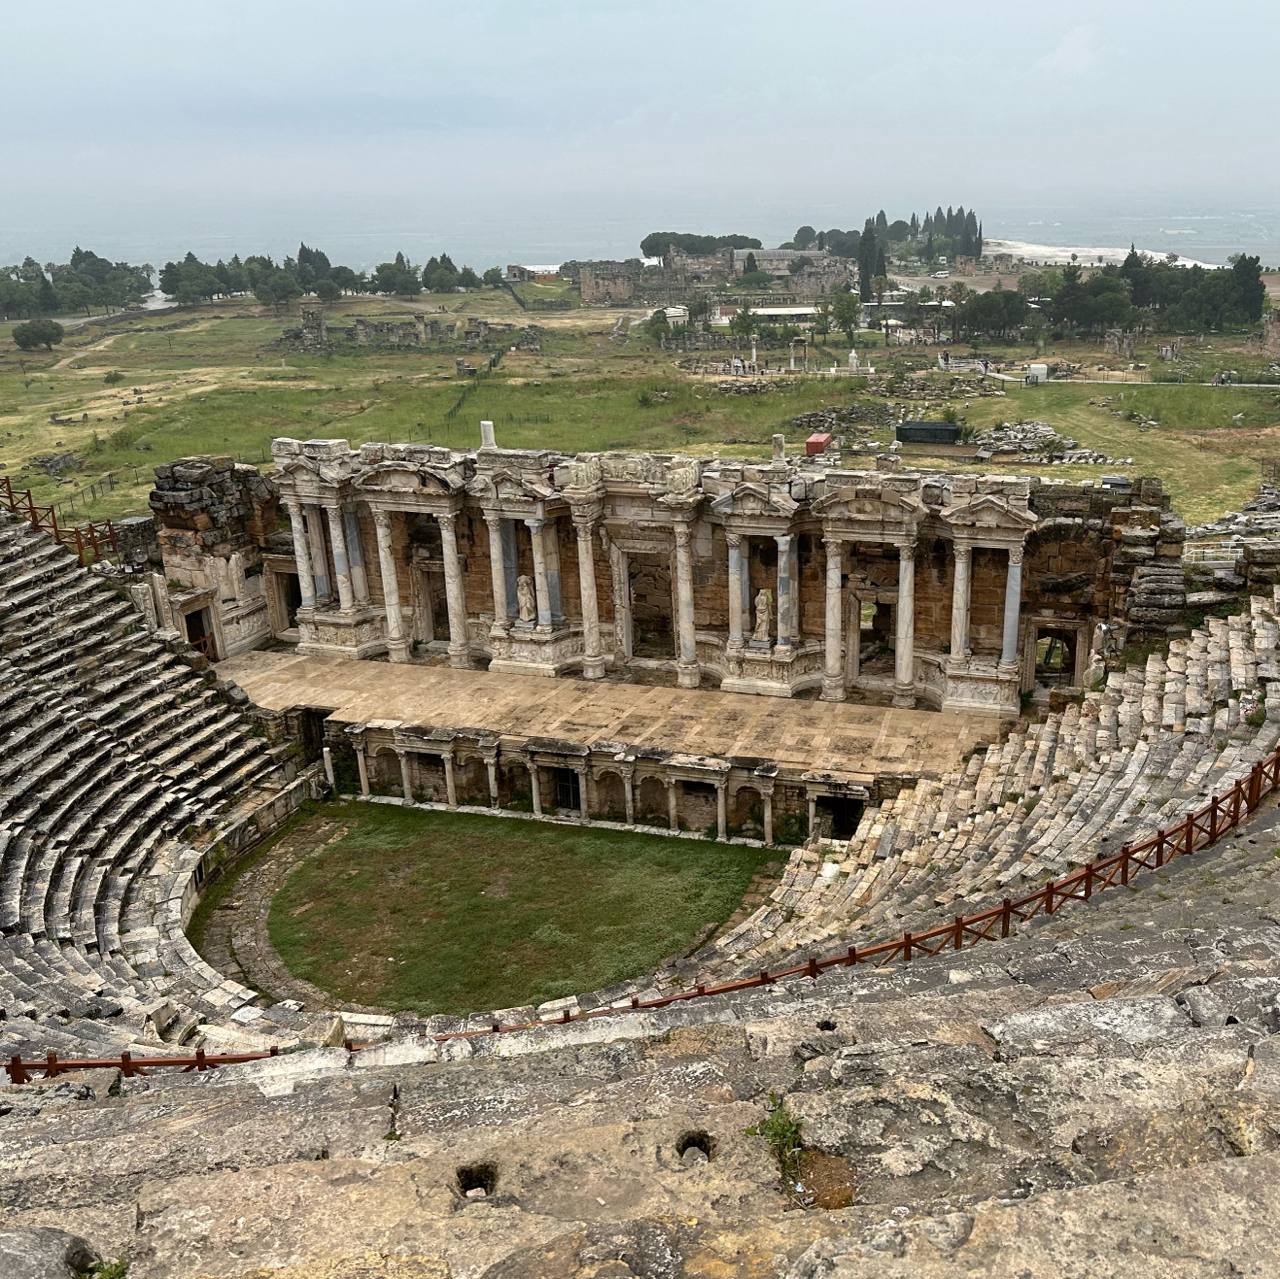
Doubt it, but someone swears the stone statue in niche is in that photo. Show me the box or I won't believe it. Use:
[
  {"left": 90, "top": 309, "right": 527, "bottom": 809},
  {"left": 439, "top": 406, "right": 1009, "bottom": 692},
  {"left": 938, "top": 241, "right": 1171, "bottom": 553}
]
[
  {"left": 752, "top": 588, "right": 773, "bottom": 644},
  {"left": 516, "top": 574, "right": 537, "bottom": 624}
]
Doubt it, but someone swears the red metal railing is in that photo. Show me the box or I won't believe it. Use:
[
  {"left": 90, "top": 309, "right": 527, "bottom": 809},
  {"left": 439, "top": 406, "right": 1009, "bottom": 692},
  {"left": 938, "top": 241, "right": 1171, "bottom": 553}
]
[
  {"left": 8, "top": 740, "right": 1280, "bottom": 1085},
  {"left": 0, "top": 476, "right": 119, "bottom": 565}
]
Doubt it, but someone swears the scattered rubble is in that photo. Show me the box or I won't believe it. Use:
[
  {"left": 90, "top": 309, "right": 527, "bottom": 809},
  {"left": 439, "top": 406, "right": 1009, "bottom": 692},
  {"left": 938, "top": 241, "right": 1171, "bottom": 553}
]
[{"left": 973, "top": 421, "right": 1131, "bottom": 466}]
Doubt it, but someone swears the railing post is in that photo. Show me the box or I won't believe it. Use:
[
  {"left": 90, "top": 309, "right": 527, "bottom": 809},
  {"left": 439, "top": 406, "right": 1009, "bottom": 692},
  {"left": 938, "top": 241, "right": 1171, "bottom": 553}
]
[
  {"left": 120, "top": 1051, "right": 133, "bottom": 1078},
  {"left": 845, "top": 944, "right": 858, "bottom": 966},
  {"left": 953, "top": 915, "right": 964, "bottom": 949},
  {"left": 7, "top": 1055, "right": 27, "bottom": 1085},
  {"left": 1207, "top": 796, "right": 1220, "bottom": 843},
  {"left": 1083, "top": 862, "right": 1094, "bottom": 900},
  {"left": 45, "top": 1051, "right": 58, "bottom": 1078},
  {"left": 1247, "top": 762, "right": 1264, "bottom": 812},
  {"left": 1000, "top": 898, "right": 1012, "bottom": 938},
  {"left": 806, "top": 955, "right": 819, "bottom": 980},
  {"left": 1182, "top": 815, "right": 1194, "bottom": 857},
  {"left": 902, "top": 931, "right": 913, "bottom": 962},
  {"left": 195, "top": 1048, "right": 208, "bottom": 1071},
  {"left": 1045, "top": 881, "right": 1056, "bottom": 915},
  {"left": 1120, "top": 844, "right": 1132, "bottom": 887}
]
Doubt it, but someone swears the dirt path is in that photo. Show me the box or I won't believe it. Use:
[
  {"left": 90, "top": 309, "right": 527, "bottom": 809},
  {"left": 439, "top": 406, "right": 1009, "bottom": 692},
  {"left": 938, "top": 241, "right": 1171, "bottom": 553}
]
[{"left": 52, "top": 332, "right": 120, "bottom": 370}]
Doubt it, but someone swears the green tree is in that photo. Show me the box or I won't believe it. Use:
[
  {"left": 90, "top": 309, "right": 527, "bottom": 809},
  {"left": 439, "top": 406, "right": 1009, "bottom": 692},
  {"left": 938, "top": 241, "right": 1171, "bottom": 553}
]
[
  {"left": 482, "top": 267, "right": 504, "bottom": 286},
  {"left": 313, "top": 278, "right": 341, "bottom": 303},
  {"left": 12, "top": 318, "right": 64, "bottom": 350},
  {"left": 831, "top": 293, "right": 861, "bottom": 341},
  {"left": 792, "top": 225, "right": 817, "bottom": 250},
  {"left": 729, "top": 302, "right": 756, "bottom": 344},
  {"left": 744, "top": 251, "right": 758, "bottom": 274},
  {"left": 646, "top": 308, "right": 670, "bottom": 343}
]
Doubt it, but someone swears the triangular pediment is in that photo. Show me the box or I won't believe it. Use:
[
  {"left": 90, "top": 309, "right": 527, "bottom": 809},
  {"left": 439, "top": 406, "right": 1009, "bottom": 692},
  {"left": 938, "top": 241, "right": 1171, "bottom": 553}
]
[
  {"left": 943, "top": 494, "right": 1037, "bottom": 530},
  {"left": 813, "top": 486, "right": 925, "bottom": 524},
  {"left": 710, "top": 482, "right": 799, "bottom": 519},
  {"left": 352, "top": 462, "right": 460, "bottom": 495}
]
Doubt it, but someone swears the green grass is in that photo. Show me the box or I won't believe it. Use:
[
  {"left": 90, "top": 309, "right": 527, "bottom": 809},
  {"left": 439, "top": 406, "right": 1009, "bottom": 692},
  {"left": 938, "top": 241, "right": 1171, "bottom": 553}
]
[{"left": 264, "top": 801, "right": 775, "bottom": 1015}]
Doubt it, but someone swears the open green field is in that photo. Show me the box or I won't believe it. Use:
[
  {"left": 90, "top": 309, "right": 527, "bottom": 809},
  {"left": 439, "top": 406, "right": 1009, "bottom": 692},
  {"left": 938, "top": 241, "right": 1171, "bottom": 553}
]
[
  {"left": 259, "top": 801, "right": 775, "bottom": 1015},
  {"left": 3, "top": 292, "right": 1278, "bottom": 527}
]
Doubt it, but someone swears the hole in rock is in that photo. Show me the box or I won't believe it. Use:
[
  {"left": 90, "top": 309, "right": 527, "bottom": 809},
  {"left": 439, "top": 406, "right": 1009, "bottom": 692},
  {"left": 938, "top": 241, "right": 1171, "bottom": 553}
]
[
  {"left": 676, "top": 1130, "right": 715, "bottom": 1162},
  {"left": 816, "top": 1019, "right": 837, "bottom": 1032},
  {"left": 457, "top": 1162, "right": 498, "bottom": 1198}
]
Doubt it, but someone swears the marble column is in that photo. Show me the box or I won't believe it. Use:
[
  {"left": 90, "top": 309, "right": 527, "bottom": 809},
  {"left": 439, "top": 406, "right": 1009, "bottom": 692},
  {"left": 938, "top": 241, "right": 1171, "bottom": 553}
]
[
  {"left": 620, "top": 764, "right": 635, "bottom": 825},
  {"left": 483, "top": 514, "right": 510, "bottom": 636},
  {"left": 542, "top": 518, "right": 564, "bottom": 625},
  {"left": 324, "top": 502, "right": 356, "bottom": 613},
  {"left": 437, "top": 511, "right": 469, "bottom": 667},
  {"left": 284, "top": 499, "right": 316, "bottom": 610},
  {"left": 666, "top": 777, "right": 679, "bottom": 830},
  {"left": 774, "top": 533, "right": 793, "bottom": 650},
  {"left": 822, "top": 536, "right": 845, "bottom": 701},
  {"left": 807, "top": 793, "right": 818, "bottom": 838},
  {"left": 950, "top": 542, "right": 972, "bottom": 659},
  {"left": 574, "top": 513, "right": 605, "bottom": 679},
  {"left": 527, "top": 761, "right": 542, "bottom": 816},
  {"left": 893, "top": 540, "right": 916, "bottom": 708},
  {"left": 761, "top": 786, "right": 775, "bottom": 846},
  {"left": 344, "top": 506, "right": 370, "bottom": 605},
  {"left": 673, "top": 522, "right": 699, "bottom": 688},
  {"left": 398, "top": 750, "right": 413, "bottom": 803},
  {"left": 715, "top": 781, "right": 728, "bottom": 842},
  {"left": 576, "top": 767, "right": 590, "bottom": 819},
  {"left": 373, "top": 510, "right": 409, "bottom": 663},
  {"left": 606, "top": 532, "right": 632, "bottom": 660},
  {"left": 304, "top": 505, "right": 331, "bottom": 603},
  {"left": 355, "top": 743, "right": 370, "bottom": 796},
  {"left": 443, "top": 752, "right": 457, "bottom": 807},
  {"left": 526, "top": 517, "right": 553, "bottom": 630},
  {"left": 1001, "top": 544, "right": 1025, "bottom": 667},
  {"left": 483, "top": 750, "right": 500, "bottom": 808},
  {"left": 726, "top": 533, "right": 745, "bottom": 653}
]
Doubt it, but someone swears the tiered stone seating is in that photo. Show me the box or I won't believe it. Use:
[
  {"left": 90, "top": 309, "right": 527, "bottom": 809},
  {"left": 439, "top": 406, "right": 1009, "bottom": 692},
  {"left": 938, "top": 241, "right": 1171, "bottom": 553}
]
[
  {"left": 0, "top": 514, "right": 302, "bottom": 1060},
  {"left": 3, "top": 813, "right": 1280, "bottom": 1277},
  {"left": 628, "top": 591, "right": 1280, "bottom": 992}
]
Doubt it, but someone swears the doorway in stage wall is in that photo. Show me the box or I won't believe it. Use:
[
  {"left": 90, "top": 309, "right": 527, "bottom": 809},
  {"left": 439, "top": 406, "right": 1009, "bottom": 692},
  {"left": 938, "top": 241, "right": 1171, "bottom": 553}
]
[
  {"left": 184, "top": 607, "right": 218, "bottom": 661},
  {"left": 627, "top": 552, "right": 674, "bottom": 659}
]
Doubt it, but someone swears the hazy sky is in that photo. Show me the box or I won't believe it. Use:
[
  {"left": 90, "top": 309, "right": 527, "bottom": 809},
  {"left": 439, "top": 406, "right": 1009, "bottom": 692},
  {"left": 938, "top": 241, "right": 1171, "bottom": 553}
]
[{"left": 5, "top": 0, "right": 1278, "bottom": 266}]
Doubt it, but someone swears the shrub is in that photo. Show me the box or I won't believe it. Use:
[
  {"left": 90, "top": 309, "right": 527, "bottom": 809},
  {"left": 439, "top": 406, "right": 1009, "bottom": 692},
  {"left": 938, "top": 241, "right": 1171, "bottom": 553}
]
[
  {"left": 745, "top": 1093, "right": 804, "bottom": 1179},
  {"left": 103, "top": 369, "right": 124, "bottom": 385}
]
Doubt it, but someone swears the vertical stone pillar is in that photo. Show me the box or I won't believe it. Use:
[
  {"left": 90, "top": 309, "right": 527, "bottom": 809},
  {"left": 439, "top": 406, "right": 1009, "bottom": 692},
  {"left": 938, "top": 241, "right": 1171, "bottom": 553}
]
[
  {"left": 789, "top": 535, "right": 801, "bottom": 641},
  {"left": 437, "top": 511, "right": 470, "bottom": 667},
  {"left": 716, "top": 780, "right": 728, "bottom": 842},
  {"left": 483, "top": 750, "right": 500, "bottom": 809},
  {"left": 526, "top": 517, "right": 553, "bottom": 630},
  {"left": 666, "top": 777, "right": 679, "bottom": 831},
  {"left": 284, "top": 499, "right": 316, "bottom": 610},
  {"left": 344, "top": 506, "right": 370, "bottom": 605},
  {"left": 950, "top": 542, "right": 972, "bottom": 659},
  {"left": 775, "top": 533, "right": 793, "bottom": 650},
  {"left": 483, "top": 514, "right": 510, "bottom": 636},
  {"left": 893, "top": 539, "right": 916, "bottom": 708},
  {"left": 822, "top": 536, "right": 844, "bottom": 701},
  {"left": 373, "top": 510, "right": 409, "bottom": 663},
  {"left": 761, "top": 784, "right": 774, "bottom": 846},
  {"left": 576, "top": 767, "right": 590, "bottom": 819},
  {"left": 726, "top": 532, "right": 745, "bottom": 653},
  {"left": 673, "top": 522, "right": 699, "bottom": 688},
  {"left": 324, "top": 502, "right": 356, "bottom": 613},
  {"left": 574, "top": 512, "right": 605, "bottom": 679},
  {"left": 398, "top": 750, "right": 413, "bottom": 804},
  {"left": 542, "top": 518, "right": 565, "bottom": 625},
  {"left": 607, "top": 532, "right": 632, "bottom": 661},
  {"left": 807, "top": 792, "right": 818, "bottom": 839},
  {"left": 305, "top": 506, "right": 331, "bottom": 603},
  {"left": 443, "top": 752, "right": 457, "bottom": 807},
  {"left": 1001, "top": 544, "right": 1025, "bottom": 667},
  {"left": 355, "top": 742, "right": 370, "bottom": 796},
  {"left": 527, "top": 760, "right": 542, "bottom": 816},
  {"left": 620, "top": 763, "right": 635, "bottom": 825}
]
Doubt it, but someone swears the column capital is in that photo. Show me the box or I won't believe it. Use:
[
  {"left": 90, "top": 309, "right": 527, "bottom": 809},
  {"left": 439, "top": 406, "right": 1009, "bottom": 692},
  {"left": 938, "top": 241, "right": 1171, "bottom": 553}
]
[
  {"left": 321, "top": 498, "right": 342, "bottom": 514},
  {"left": 437, "top": 509, "right": 457, "bottom": 530},
  {"left": 283, "top": 495, "right": 304, "bottom": 514},
  {"left": 482, "top": 510, "right": 504, "bottom": 529},
  {"left": 775, "top": 531, "right": 793, "bottom": 548},
  {"left": 571, "top": 501, "right": 603, "bottom": 530},
  {"left": 1008, "top": 543, "right": 1025, "bottom": 567},
  {"left": 524, "top": 515, "right": 545, "bottom": 532},
  {"left": 373, "top": 507, "right": 393, "bottom": 532},
  {"left": 616, "top": 760, "right": 636, "bottom": 780},
  {"left": 725, "top": 531, "right": 743, "bottom": 549},
  {"left": 953, "top": 540, "right": 972, "bottom": 564},
  {"left": 673, "top": 521, "right": 692, "bottom": 548},
  {"left": 897, "top": 538, "right": 917, "bottom": 558},
  {"left": 823, "top": 534, "right": 843, "bottom": 556}
]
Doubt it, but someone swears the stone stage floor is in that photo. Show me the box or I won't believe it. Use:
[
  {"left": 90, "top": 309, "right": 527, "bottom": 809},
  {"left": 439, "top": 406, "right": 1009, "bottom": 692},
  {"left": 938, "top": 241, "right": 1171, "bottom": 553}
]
[{"left": 217, "top": 650, "right": 1003, "bottom": 785}]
